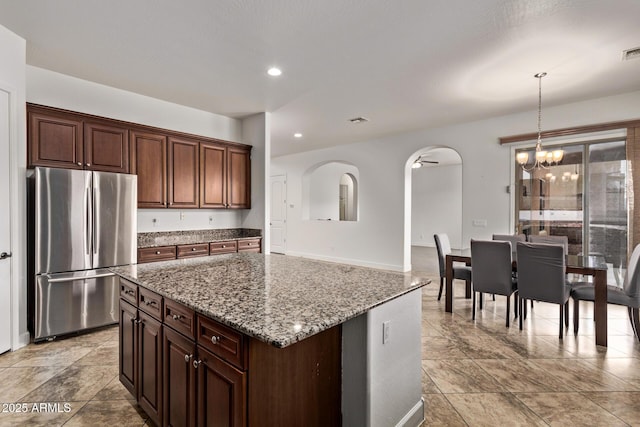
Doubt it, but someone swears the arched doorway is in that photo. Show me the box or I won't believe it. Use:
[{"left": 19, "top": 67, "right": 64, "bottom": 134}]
[{"left": 405, "top": 147, "right": 463, "bottom": 273}]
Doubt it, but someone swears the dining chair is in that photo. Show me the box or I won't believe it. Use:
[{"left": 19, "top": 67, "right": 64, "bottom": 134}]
[
  {"left": 571, "top": 244, "right": 640, "bottom": 340},
  {"left": 516, "top": 242, "right": 572, "bottom": 339},
  {"left": 471, "top": 240, "right": 517, "bottom": 327},
  {"left": 434, "top": 233, "right": 471, "bottom": 301},
  {"left": 528, "top": 234, "right": 569, "bottom": 255},
  {"left": 492, "top": 234, "right": 526, "bottom": 252}
]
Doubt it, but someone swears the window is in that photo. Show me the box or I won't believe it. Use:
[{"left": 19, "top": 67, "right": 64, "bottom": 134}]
[{"left": 515, "top": 139, "right": 627, "bottom": 284}]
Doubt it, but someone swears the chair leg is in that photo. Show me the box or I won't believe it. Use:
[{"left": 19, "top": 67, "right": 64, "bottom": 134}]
[
  {"left": 559, "top": 304, "right": 564, "bottom": 339},
  {"left": 523, "top": 299, "right": 528, "bottom": 319},
  {"left": 438, "top": 277, "right": 444, "bottom": 301},
  {"left": 514, "top": 292, "right": 518, "bottom": 319},
  {"left": 465, "top": 280, "right": 472, "bottom": 299},
  {"left": 519, "top": 297, "right": 524, "bottom": 330},
  {"left": 564, "top": 301, "right": 569, "bottom": 327},
  {"left": 506, "top": 296, "right": 510, "bottom": 328},
  {"left": 472, "top": 291, "right": 476, "bottom": 321},
  {"left": 479, "top": 293, "right": 484, "bottom": 310},
  {"left": 574, "top": 299, "right": 580, "bottom": 335}
]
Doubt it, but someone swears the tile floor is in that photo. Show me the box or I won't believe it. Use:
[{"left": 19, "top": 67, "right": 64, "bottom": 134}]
[{"left": 0, "top": 247, "right": 639, "bottom": 426}]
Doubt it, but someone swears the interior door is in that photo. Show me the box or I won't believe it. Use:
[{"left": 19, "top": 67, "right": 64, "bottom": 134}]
[
  {"left": 270, "top": 175, "right": 286, "bottom": 254},
  {"left": 0, "top": 89, "right": 12, "bottom": 353}
]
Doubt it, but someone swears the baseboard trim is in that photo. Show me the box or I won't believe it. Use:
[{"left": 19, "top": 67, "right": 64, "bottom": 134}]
[{"left": 396, "top": 398, "right": 425, "bottom": 427}]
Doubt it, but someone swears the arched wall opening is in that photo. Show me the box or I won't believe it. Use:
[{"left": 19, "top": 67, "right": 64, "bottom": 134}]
[
  {"left": 404, "top": 147, "right": 463, "bottom": 271},
  {"left": 302, "top": 161, "right": 360, "bottom": 222}
]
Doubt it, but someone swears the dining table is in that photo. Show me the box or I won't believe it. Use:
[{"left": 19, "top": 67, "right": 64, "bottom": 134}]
[{"left": 445, "top": 250, "right": 609, "bottom": 346}]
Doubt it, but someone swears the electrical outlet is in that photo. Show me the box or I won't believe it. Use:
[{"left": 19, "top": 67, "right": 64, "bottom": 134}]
[
  {"left": 180, "top": 211, "right": 185, "bottom": 220},
  {"left": 382, "top": 321, "right": 391, "bottom": 344}
]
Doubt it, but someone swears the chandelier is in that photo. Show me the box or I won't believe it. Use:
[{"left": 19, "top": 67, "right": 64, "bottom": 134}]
[{"left": 516, "top": 72, "right": 564, "bottom": 171}]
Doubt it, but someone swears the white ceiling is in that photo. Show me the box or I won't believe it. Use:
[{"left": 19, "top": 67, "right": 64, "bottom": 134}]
[{"left": 1, "top": 0, "right": 640, "bottom": 158}]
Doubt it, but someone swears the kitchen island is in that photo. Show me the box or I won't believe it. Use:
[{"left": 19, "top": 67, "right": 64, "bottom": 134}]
[{"left": 112, "top": 253, "right": 428, "bottom": 427}]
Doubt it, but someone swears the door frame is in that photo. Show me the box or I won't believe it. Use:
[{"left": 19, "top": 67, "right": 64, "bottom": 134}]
[{"left": 269, "top": 174, "right": 287, "bottom": 254}]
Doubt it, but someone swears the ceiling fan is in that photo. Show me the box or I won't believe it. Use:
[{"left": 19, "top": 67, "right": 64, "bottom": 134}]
[{"left": 411, "top": 156, "right": 439, "bottom": 169}]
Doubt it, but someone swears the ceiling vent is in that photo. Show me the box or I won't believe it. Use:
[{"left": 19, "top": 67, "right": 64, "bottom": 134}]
[
  {"left": 348, "top": 117, "right": 369, "bottom": 124},
  {"left": 622, "top": 46, "right": 640, "bottom": 61}
]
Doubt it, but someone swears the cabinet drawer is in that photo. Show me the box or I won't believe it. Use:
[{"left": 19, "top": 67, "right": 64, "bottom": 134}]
[
  {"left": 138, "top": 246, "right": 177, "bottom": 263},
  {"left": 237, "top": 239, "right": 261, "bottom": 253},
  {"left": 139, "top": 287, "right": 163, "bottom": 320},
  {"left": 209, "top": 240, "right": 237, "bottom": 255},
  {"left": 165, "top": 299, "right": 196, "bottom": 340},
  {"left": 176, "top": 243, "right": 209, "bottom": 259},
  {"left": 120, "top": 279, "right": 137, "bottom": 305},
  {"left": 197, "top": 316, "right": 246, "bottom": 370}
]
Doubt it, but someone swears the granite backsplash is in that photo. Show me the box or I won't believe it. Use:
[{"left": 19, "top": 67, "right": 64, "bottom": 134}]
[{"left": 138, "top": 228, "right": 262, "bottom": 248}]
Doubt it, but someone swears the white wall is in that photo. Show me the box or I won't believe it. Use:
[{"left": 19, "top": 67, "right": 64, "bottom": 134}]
[
  {"left": 273, "top": 90, "right": 640, "bottom": 272},
  {"left": 0, "top": 24, "right": 28, "bottom": 348},
  {"left": 240, "top": 113, "right": 269, "bottom": 250},
  {"left": 411, "top": 164, "right": 462, "bottom": 249},
  {"left": 26, "top": 66, "right": 250, "bottom": 232}
]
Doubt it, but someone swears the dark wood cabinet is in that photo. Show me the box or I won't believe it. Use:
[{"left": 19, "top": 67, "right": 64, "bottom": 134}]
[
  {"left": 138, "top": 246, "right": 177, "bottom": 264},
  {"left": 28, "top": 105, "right": 129, "bottom": 172},
  {"left": 227, "top": 147, "right": 251, "bottom": 209},
  {"left": 169, "top": 137, "right": 200, "bottom": 208},
  {"left": 119, "top": 281, "right": 164, "bottom": 426},
  {"left": 237, "top": 239, "right": 261, "bottom": 253},
  {"left": 28, "top": 108, "right": 84, "bottom": 169},
  {"left": 197, "top": 346, "right": 247, "bottom": 427},
  {"left": 131, "top": 130, "right": 168, "bottom": 208},
  {"left": 164, "top": 327, "right": 197, "bottom": 427},
  {"left": 83, "top": 121, "right": 129, "bottom": 173},
  {"left": 177, "top": 243, "right": 209, "bottom": 259}
]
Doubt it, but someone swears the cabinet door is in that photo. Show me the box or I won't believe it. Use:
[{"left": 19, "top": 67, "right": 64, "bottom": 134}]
[
  {"left": 28, "top": 108, "right": 84, "bottom": 169},
  {"left": 168, "top": 137, "right": 199, "bottom": 208},
  {"left": 138, "top": 311, "right": 163, "bottom": 426},
  {"left": 119, "top": 299, "right": 137, "bottom": 397},
  {"left": 200, "top": 142, "right": 227, "bottom": 208},
  {"left": 164, "top": 327, "right": 197, "bottom": 427},
  {"left": 197, "top": 346, "right": 246, "bottom": 427},
  {"left": 131, "top": 131, "right": 168, "bottom": 208},
  {"left": 227, "top": 147, "right": 251, "bottom": 209},
  {"left": 84, "top": 121, "right": 130, "bottom": 173}
]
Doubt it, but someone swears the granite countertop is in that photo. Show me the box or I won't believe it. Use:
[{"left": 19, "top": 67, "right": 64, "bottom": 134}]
[
  {"left": 138, "top": 228, "right": 262, "bottom": 248},
  {"left": 111, "top": 254, "right": 429, "bottom": 348}
]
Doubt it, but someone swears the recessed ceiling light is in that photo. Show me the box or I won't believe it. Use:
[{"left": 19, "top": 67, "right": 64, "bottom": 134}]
[
  {"left": 267, "top": 67, "right": 282, "bottom": 76},
  {"left": 293, "top": 133, "right": 303, "bottom": 138}
]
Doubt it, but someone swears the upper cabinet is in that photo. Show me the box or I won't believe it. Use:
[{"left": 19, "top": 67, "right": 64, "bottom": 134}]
[
  {"left": 200, "top": 143, "right": 251, "bottom": 209},
  {"left": 28, "top": 105, "right": 129, "bottom": 173},
  {"left": 130, "top": 130, "right": 167, "bottom": 208},
  {"left": 168, "top": 137, "right": 200, "bottom": 208},
  {"left": 27, "top": 103, "right": 252, "bottom": 209}
]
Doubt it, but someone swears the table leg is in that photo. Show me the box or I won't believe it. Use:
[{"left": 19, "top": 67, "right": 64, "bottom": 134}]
[
  {"left": 594, "top": 269, "right": 608, "bottom": 347},
  {"left": 445, "top": 256, "right": 453, "bottom": 313}
]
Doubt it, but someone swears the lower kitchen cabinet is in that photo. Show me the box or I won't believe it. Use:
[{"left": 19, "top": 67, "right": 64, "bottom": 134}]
[
  {"left": 119, "top": 298, "right": 163, "bottom": 426},
  {"left": 163, "top": 324, "right": 246, "bottom": 427}
]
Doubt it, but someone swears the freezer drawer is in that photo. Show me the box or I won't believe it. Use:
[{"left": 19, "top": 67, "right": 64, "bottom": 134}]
[{"left": 33, "top": 269, "right": 119, "bottom": 341}]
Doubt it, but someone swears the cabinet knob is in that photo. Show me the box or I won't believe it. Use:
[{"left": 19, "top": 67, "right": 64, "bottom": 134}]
[
  {"left": 134, "top": 319, "right": 141, "bottom": 324},
  {"left": 145, "top": 300, "right": 156, "bottom": 306},
  {"left": 211, "top": 335, "right": 221, "bottom": 345},
  {"left": 184, "top": 354, "right": 192, "bottom": 363},
  {"left": 86, "top": 163, "right": 91, "bottom": 167},
  {"left": 156, "top": 251, "right": 161, "bottom": 255},
  {"left": 222, "top": 245, "right": 226, "bottom": 248},
  {"left": 193, "top": 359, "right": 202, "bottom": 369},
  {"left": 172, "top": 314, "right": 182, "bottom": 321},
  {"left": 191, "top": 247, "right": 196, "bottom": 251},
  {"left": 77, "top": 162, "right": 82, "bottom": 166}
]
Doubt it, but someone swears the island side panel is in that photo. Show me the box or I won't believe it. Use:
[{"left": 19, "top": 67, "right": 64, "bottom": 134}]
[{"left": 247, "top": 325, "right": 341, "bottom": 427}]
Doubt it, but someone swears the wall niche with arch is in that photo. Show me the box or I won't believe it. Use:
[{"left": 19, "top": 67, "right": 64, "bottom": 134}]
[{"left": 302, "top": 161, "right": 359, "bottom": 222}]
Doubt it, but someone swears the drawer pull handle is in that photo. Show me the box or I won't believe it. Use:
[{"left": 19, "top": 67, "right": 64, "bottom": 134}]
[
  {"left": 193, "top": 359, "right": 202, "bottom": 369},
  {"left": 134, "top": 319, "right": 141, "bottom": 325},
  {"left": 172, "top": 314, "right": 183, "bottom": 321},
  {"left": 222, "top": 245, "right": 226, "bottom": 248},
  {"left": 191, "top": 247, "right": 196, "bottom": 251},
  {"left": 156, "top": 251, "right": 161, "bottom": 255},
  {"left": 184, "top": 354, "right": 193, "bottom": 363},
  {"left": 211, "top": 335, "right": 221, "bottom": 345},
  {"left": 145, "top": 300, "right": 157, "bottom": 306},
  {"left": 124, "top": 289, "right": 135, "bottom": 296}
]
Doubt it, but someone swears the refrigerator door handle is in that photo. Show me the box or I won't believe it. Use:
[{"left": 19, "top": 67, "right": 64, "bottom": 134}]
[
  {"left": 86, "top": 185, "right": 92, "bottom": 257},
  {"left": 45, "top": 272, "right": 116, "bottom": 283},
  {"left": 92, "top": 178, "right": 98, "bottom": 256}
]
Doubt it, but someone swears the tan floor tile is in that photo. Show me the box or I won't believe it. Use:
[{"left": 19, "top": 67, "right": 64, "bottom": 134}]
[
  {"left": 0, "top": 366, "right": 67, "bottom": 402},
  {"left": 11, "top": 345, "right": 94, "bottom": 368},
  {"left": 20, "top": 365, "right": 118, "bottom": 403},
  {"left": 446, "top": 392, "right": 547, "bottom": 427},
  {"left": 422, "top": 359, "right": 505, "bottom": 394},
  {"left": 516, "top": 392, "right": 628, "bottom": 426},
  {"left": 421, "top": 368, "right": 440, "bottom": 394},
  {"left": 422, "top": 336, "right": 467, "bottom": 360},
  {"left": 423, "top": 394, "right": 466, "bottom": 426},
  {"left": 75, "top": 341, "right": 119, "bottom": 366},
  {"left": 495, "top": 334, "right": 574, "bottom": 359},
  {"left": 530, "top": 358, "right": 639, "bottom": 392},
  {"left": 451, "top": 333, "right": 521, "bottom": 359},
  {"left": 93, "top": 376, "right": 136, "bottom": 401},
  {"left": 0, "top": 401, "right": 86, "bottom": 427},
  {"left": 476, "top": 358, "right": 576, "bottom": 393},
  {"left": 63, "top": 400, "right": 148, "bottom": 427},
  {"left": 583, "top": 391, "right": 640, "bottom": 425}
]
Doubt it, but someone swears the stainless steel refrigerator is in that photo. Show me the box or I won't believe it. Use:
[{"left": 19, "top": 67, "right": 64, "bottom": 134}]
[{"left": 28, "top": 167, "right": 137, "bottom": 341}]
